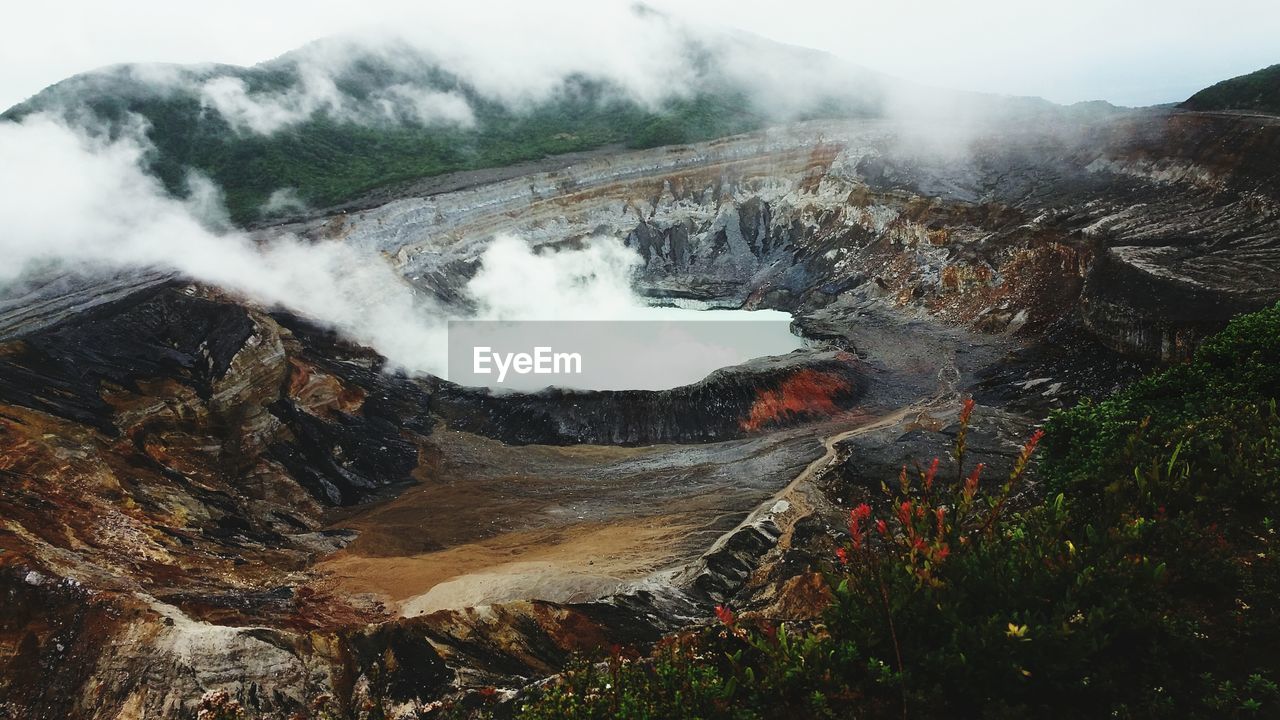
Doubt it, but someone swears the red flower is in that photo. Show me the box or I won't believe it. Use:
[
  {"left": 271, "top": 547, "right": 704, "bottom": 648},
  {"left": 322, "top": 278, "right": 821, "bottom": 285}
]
[
  {"left": 898, "top": 500, "right": 913, "bottom": 527},
  {"left": 935, "top": 506, "right": 947, "bottom": 535},
  {"left": 1010, "top": 429, "right": 1045, "bottom": 481},
  {"left": 924, "top": 457, "right": 940, "bottom": 490},
  {"left": 850, "top": 503, "right": 873, "bottom": 549},
  {"left": 964, "top": 463, "right": 985, "bottom": 500},
  {"left": 876, "top": 519, "right": 888, "bottom": 536},
  {"left": 714, "top": 604, "right": 736, "bottom": 626},
  {"left": 836, "top": 547, "right": 850, "bottom": 566},
  {"left": 959, "top": 397, "right": 976, "bottom": 426},
  {"left": 935, "top": 543, "right": 951, "bottom": 561},
  {"left": 1023, "top": 429, "right": 1045, "bottom": 458}
]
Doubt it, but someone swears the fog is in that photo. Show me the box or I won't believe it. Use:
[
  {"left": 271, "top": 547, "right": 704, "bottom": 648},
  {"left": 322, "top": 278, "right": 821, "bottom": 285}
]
[
  {"left": 0, "top": 3, "right": 1052, "bottom": 379},
  {"left": 197, "top": 51, "right": 478, "bottom": 134},
  {"left": 9, "top": 6, "right": 923, "bottom": 140},
  {"left": 0, "top": 114, "right": 449, "bottom": 372},
  {"left": 5, "top": 1, "right": 1278, "bottom": 111}
]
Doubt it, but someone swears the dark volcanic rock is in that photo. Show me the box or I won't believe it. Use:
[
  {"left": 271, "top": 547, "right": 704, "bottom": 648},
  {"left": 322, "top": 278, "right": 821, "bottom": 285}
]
[
  {"left": 0, "top": 286, "right": 254, "bottom": 433},
  {"left": 1080, "top": 243, "right": 1279, "bottom": 360}
]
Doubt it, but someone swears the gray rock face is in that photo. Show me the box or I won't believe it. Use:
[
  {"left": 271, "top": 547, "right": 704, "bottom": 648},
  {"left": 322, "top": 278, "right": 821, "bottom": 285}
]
[{"left": 277, "top": 112, "right": 1279, "bottom": 360}]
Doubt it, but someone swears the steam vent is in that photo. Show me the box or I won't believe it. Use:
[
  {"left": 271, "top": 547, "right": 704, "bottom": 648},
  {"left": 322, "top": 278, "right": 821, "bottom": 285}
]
[{"left": 2, "top": 5, "right": 1280, "bottom": 718}]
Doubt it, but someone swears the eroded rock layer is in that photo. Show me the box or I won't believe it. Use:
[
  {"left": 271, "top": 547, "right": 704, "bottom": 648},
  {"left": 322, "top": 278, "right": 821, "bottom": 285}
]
[{"left": 296, "top": 111, "right": 1278, "bottom": 360}]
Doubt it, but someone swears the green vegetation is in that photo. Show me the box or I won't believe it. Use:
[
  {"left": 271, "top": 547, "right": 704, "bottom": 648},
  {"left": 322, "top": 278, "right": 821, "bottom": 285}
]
[
  {"left": 1183, "top": 64, "right": 1280, "bottom": 115},
  {"left": 1, "top": 54, "right": 855, "bottom": 225},
  {"left": 128, "top": 91, "right": 680, "bottom": 224},
  {"left": 3, "top": 31, "right": 903, "bottom": 226},
  {"left": 494, "top": 302, "right": 1280, "bottom": 719},
  {"left": 6, "top": 83, "right": 765, "bottom": 225}
]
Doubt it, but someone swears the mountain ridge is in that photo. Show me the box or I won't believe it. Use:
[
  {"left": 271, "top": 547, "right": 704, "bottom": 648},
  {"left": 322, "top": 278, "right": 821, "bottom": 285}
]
[
  {"left": 1182, "top": 63, "right": 1280, "bottom": 115},
  {"left": 2, "top": 29, "right": 1130, "bottom": 226}
]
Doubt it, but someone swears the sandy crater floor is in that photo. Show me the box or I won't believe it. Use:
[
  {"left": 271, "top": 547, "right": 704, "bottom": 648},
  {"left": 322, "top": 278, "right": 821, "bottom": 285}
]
[{"left": 315, "top": 424, "right": 838, "bottom": 615}]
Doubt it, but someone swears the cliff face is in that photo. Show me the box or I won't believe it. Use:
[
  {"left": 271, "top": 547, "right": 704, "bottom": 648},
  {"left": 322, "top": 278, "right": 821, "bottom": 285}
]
[
  {"left": 1073, "top": 112, "right": 1280, "bottom": 358},
  {"left": 294, "top": 111, "right": 1279, "bottom": 361},
  {"left": 2, "top": 108, "right": 1279, "bottom": 718}
]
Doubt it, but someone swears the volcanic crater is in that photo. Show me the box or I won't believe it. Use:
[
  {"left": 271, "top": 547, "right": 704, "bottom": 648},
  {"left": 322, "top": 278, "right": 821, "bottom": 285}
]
[{"left": 2, "top": 109, "right": 1280, "bottom": 718}]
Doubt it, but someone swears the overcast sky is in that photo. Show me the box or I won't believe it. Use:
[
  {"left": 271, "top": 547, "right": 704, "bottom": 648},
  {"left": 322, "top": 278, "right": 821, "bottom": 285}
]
[{"left": 3, "top": 0, "right": 1278, "bottom": 111}]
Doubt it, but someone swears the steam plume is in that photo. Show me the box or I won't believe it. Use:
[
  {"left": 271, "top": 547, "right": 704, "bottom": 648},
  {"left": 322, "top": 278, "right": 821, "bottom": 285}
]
[{"left": 0, "top": 113, "right": 698, "bottom": 378}]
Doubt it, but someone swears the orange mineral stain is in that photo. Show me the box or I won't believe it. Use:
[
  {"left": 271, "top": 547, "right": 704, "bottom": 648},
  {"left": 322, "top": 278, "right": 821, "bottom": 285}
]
[{"left": 741, "top": 369, "right": 852, "bottom": 432}]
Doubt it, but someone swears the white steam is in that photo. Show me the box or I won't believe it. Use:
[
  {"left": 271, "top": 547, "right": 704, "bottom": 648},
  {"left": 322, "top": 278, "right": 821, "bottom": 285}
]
[
  {"left": 259, "top": 187, "right": 310, "bottom": 217},
  {"left": 0, "top": 113, "right": 722, "bottom": 380},
  {"left": 467, "top": 236, "right": 647, "bottom": 321},
  {"left": 0, "top": 113, "right": 451, "bottom": 372}
]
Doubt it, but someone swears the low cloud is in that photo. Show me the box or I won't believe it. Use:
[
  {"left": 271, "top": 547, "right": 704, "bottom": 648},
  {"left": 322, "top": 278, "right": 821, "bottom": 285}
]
[
  {"left": 13, "top": 3, "right": 1056, "bottom": 149},
  {"left": 198, "top": 66, "right": 475, "bottom": 135},
  {"left": 375, "top": 83, "right": 475, "bottom": 127},
  {"left": 184, "top": 9, "right": 699, "bottom": 135},
  {"left": 199, "top": 72, "right": 340, "bottom": 135}
]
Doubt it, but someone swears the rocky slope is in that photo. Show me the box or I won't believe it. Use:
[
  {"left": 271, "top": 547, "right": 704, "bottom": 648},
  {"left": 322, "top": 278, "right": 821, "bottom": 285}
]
[
  {"left": 2, "top": 104, "right": 1279, "bottom": 718},
  {"left": 0, "top": 285, "right": 867, "bottom": 718},
  {"left": 291, "top": 109, "right": 1280, "bottom": 361}
]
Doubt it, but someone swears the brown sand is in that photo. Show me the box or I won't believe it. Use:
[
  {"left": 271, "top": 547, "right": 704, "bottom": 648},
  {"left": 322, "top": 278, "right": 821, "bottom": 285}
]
[
  {"left": 312, "top": 425, "right": 832, "bottom": 616},
  {"left": 320, "top": 515, "right": 695, "bottom": 615}
]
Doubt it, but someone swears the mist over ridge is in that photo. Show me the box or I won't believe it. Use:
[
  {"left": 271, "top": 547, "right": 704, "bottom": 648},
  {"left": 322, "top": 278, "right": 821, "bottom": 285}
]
[
  {"left": 2, "top": 4, "right": 1127, "bottom": 227},
  {"left": 0, "top": 4, "right": 1110, "bottom": 377}
]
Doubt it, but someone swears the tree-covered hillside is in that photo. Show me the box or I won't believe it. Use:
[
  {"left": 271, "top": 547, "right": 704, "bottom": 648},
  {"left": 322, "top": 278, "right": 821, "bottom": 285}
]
[
  {"left": 0, "top": 39, "right": 879, "bottom": 225},
  {"left": 1182, "top": 64, "right": 1280, "bottom": 115}
]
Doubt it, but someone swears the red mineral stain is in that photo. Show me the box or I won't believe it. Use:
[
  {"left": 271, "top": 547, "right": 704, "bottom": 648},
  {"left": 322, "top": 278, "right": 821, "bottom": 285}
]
[
  {"left": 741, "top": 369, "right": 852, "bottom": 432},
  {"left": 287, "top": 358, "right": 367, "bottom": 418}
]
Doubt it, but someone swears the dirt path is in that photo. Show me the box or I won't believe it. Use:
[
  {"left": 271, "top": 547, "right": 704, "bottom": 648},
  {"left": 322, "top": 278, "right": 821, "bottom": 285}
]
[{"left": 747, "top": 353, "right": 963, "bottom": 551}]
